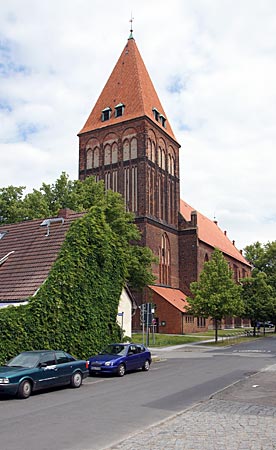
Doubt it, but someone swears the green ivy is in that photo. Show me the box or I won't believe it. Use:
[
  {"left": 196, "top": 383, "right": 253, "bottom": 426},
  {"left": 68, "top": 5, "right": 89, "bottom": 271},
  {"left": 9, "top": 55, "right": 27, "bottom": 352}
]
[{"left": 0, "top": 207, "right": 126, "bottom": 363}]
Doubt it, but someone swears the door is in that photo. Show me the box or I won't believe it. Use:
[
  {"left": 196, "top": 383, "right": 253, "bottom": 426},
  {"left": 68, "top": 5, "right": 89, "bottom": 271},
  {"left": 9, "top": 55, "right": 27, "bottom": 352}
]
[{"left": 37, "top": 352, "right": 58, "bottom": 389}]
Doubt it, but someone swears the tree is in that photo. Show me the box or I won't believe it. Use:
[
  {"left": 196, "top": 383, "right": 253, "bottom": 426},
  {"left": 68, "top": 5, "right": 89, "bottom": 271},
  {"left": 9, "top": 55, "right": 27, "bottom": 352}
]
[
  {"left": 187, "top": 248, "right": 244, "bottom": 342},
  {"left": 240, "top": 272, "right": 275, "bottom": 335},
  {"left": 0, "top": 185, "right": 26, "bottom": 223},
  {"left": 0, "top": 173, "right": 156, "bottom": 290},
  {"left": 244, "top": 241, "right": 276, "bottom": 329}
]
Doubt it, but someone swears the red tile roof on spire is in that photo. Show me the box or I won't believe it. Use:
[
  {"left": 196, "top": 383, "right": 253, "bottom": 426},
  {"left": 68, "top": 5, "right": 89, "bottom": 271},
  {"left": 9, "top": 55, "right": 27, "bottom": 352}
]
[
  {"left": 180, "top": 199, "right": 250, "bottom": 266},
  {"left": 79, "top": 37, "right": 176, "bottom": 140}
]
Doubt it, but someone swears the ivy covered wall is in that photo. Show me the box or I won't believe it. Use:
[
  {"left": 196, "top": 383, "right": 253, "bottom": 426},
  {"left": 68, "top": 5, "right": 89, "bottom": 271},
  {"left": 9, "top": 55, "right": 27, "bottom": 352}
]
[{"left": 0, "top": 206, "right": 126, "bottom": 363}]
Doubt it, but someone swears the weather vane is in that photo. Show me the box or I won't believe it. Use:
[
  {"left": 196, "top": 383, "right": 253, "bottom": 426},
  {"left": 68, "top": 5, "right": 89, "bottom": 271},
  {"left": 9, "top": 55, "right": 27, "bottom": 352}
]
[{"left": 129, "top": 13, "right": 134, "bottom": 35}]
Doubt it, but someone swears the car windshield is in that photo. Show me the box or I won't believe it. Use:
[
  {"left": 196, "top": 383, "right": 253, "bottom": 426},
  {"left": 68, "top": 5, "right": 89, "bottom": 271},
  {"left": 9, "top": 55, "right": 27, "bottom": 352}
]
[
  {"left": 7, "top": 352, "right": 41, "bottom": 368},
  {"left": 100, "top": 345, "right": 127, "bottom": 356}
]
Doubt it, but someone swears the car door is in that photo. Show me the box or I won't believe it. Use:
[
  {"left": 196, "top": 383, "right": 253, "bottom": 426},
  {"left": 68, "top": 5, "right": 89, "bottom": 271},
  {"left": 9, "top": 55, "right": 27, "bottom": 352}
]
[
  {"left": 36, "top": 352, "right": 58, "bottom": 389},
  {"left": 55, "top": 351, "right": 75, "bottom": 385},
  {"left": 126, "top": 345, "right": 140, "bottom": 371}
]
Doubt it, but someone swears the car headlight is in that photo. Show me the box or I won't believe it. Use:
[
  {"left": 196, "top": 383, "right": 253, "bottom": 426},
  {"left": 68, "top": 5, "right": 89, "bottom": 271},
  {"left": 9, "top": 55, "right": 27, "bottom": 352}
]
[
  {"left": 104, "top": 361, "right": 114, "bottom": 366},
  {"left": 0, "top": 378, "right": 10, "bottom": 384}
]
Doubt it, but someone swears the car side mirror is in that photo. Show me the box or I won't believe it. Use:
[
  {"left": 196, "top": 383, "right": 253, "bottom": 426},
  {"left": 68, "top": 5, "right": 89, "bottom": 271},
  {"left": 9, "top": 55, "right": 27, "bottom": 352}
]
[{"left": 39, "top": 362, "right": 47, "bottom": 368}]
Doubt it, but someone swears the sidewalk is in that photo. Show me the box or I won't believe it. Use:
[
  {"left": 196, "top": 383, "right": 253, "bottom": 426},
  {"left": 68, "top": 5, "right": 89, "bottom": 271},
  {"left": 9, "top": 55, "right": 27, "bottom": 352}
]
[{"left": 107, "top": 363, "right": 276, "bottom": 450}]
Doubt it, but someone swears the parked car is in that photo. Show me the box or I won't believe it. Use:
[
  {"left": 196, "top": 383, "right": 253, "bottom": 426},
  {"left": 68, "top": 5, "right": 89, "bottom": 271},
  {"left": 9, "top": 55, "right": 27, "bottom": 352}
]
[
  {"left": 259, "top": 321, "right": 274, "bottom": 328},
  {"left": 0, "top": 350, "right": 89, "bottom": 399},
  {"left": 87, "top": 343, "right": 152, "bottom": 377}
]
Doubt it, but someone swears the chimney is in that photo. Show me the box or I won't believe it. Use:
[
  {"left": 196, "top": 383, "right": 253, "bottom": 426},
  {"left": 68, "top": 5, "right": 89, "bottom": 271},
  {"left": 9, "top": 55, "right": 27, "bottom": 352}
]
[
  {"left": 224, "top": 230, "right": 227, "bottom": 236},
  {"left": 232, "top": 240, "right": 235, "bottom": 246},
  {"left": 191, "top": 211, "right": 197, "bottom": 227},
  {"left": 58, "top": 208, "right": 75, "bottom": 219}
]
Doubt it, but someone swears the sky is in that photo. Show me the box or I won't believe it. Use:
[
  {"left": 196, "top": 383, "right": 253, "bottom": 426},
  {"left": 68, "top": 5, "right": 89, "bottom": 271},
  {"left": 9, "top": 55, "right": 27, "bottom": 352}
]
[{"left": 0, "top": 0, "right": 275, "bottom": 251}]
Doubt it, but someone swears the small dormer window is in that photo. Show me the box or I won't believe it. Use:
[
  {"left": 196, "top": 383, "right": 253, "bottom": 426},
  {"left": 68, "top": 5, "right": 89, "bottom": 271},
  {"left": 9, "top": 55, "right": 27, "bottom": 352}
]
[
  {"left": 102, "top": 107, "right": 112, "bottom": 122},
  {"left": 159, "top": 114, "right": 166, "bottom": 128},
  {"left": 115, "top": 103, "right": 125, "bottom": 118},
  {"left": 152, "top": 107, "right": 159, "bottom": 122}
]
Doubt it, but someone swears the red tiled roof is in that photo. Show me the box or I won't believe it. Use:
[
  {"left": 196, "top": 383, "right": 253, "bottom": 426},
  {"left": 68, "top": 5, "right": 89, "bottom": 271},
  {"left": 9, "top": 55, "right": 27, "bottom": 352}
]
[
  {"left": 149, "top": 285, "right": 189, "bottom": 312},
  {"left": 79, "top": 37, "right": 175, "bottom": 140},
  {"left": 0, "top": 212, "right": 83, "bottom": 302},
  {"left": 180, "top": 199, "right": 250, "bottom": 266}
]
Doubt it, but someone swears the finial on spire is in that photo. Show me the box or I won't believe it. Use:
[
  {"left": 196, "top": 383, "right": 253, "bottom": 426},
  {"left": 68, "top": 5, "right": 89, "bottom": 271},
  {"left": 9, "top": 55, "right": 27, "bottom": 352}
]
[{"left": 129, "top": 13, "right": 134, "bottom": 39}]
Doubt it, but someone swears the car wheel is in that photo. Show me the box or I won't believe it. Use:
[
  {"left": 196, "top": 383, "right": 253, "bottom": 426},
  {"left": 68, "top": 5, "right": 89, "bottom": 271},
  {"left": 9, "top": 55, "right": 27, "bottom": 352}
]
[
  {"left": 117, "top": 363, "right": 126, "bottom": 377},
  {"left": 142, "top": 360, "right": 150, "bottom": 371},
  {"left": 18, "top": 380, "right": 32, "bottom": 399},
  {"left": 71, "top": 371, "right": 83, "bottom": 388}
]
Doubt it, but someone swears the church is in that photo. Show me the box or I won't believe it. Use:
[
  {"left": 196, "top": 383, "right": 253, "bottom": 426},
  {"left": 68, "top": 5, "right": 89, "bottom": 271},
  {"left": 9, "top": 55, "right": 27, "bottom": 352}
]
[{"left": 77, "top": 31, "right": 251, "bottom": 334}]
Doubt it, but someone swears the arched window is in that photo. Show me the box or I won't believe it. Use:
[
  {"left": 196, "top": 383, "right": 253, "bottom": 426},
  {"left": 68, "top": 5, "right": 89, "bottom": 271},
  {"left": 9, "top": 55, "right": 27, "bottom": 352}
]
[
  {"left": 104, "top": 144, "right": 111, "bottom": 165},
  {"left": 204, "top": 254, "right": 209, "bottom": 263},
  {"left": 94, "top": 147, "right": 99, "bottom": 168},
  {"left": 130, "top": 137, "right": 137, "bottom": 159},
  {"left": 123, "top": 140, "right": 130, "bottom": 161},
  {"left": 159, "top": 233, "right": 171, "bottom": 285},
  {"left": 161, "top": 148, "right": 166, "bottom": 170},
  {"left": 147, "top": 139, "right": 152, "bottom": 160},
  {"left": 87, "top": 149, "right": 92, "bottom": 169},
  {"left": 112, "top": 143, "right": 118, "bottom": 164}
]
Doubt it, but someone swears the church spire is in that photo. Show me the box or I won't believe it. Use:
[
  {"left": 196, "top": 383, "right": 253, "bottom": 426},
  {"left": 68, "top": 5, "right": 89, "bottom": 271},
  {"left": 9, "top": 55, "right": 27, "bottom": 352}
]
[{"left": 79, "top": 35, "right": 176, "bottom": 140}]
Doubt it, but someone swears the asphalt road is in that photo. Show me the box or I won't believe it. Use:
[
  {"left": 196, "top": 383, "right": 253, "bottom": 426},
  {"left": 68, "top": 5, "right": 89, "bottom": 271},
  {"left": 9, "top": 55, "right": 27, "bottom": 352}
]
[{"left": 0, "top": 336, "right": 276, "bottom": 450}]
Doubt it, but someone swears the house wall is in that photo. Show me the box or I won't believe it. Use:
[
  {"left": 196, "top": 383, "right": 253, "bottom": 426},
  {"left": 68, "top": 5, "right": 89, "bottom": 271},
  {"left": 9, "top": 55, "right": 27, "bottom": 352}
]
[
  {"left": 117, "top": 288, "right": 132, "bottom": 338},
  {"left": 150, "top": 291, "right": 183, "bottom": 334}
]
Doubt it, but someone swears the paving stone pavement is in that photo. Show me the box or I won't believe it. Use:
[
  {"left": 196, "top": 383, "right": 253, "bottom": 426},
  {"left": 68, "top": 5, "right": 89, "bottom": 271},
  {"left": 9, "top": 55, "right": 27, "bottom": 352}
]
[{"left": 106, "top": 365, "right": 276, "bottom": 450}]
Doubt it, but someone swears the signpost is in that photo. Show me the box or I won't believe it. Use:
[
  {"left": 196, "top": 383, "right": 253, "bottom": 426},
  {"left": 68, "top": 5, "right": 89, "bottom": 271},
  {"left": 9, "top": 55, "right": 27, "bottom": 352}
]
[{"left": 139, "top": 303, "right": 156, "bottom": 346}]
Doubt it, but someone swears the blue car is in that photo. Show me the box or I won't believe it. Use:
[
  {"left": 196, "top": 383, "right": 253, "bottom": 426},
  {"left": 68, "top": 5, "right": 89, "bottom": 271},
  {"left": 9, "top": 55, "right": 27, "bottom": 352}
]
[
  {"left": 0, "top": 350, "right": 89, "bottom": 399},
  {"left": 87, "top": 343, "right": 152, "bottom": 377}
]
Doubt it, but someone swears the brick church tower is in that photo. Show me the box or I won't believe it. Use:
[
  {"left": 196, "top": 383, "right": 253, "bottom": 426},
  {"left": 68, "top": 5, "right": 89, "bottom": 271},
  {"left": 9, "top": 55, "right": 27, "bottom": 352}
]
[
  {"left": 78, "top": 33, "right": 181, "bottom": 289},
  {"left": 78, "top": 31, "right": 251, "bottom": 333}
]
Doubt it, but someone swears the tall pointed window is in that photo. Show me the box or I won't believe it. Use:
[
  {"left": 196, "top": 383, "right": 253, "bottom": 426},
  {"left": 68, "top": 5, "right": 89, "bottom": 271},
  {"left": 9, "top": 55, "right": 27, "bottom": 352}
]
[
  {"left": 159, "top": 233, "right": 171, "bottom": 285},
  {"left": 87, "top": 149, "right": 93, "bottom": 169},
  {"left": 94, "top": 147, "right": 99, "bottom": 168},
  {"left": 104, "top": 144, "right": 111, "bottom": 165},
  {"left": 112, "top": 143, "right": 118, "bottom": 163},
  {"left": 130, "top": 138, "right": 137, "bottom": 159},
  {"left": 123, "top": 140, "right": 130, "bottom": 161}
]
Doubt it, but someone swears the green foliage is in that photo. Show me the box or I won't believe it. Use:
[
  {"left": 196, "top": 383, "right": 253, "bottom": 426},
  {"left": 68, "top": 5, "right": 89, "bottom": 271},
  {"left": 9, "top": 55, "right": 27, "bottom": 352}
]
[
  {"left": 0, "top": 208, "right": 128, "bottom": 363},
  {"left": 240, "top": 272, "right": 275, "bottom": 326},
  {"left": 0, "top": 185, "right": 26, "bottom": 223},
  {"left": 187, "top": 248, "right": 243, "bottom": 341},
  {"left": 243, "top": 241, "right": 276, "bottom": 324},
  {"left": 0, "top": 174, "right": 156, "bottom": 363}
]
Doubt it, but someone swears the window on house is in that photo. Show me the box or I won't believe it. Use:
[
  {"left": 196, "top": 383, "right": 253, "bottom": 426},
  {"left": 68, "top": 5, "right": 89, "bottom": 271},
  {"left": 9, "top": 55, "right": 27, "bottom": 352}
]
[
  {"left": 197, "top": 317, "right": 206, "bottom": 328},
  {"left": 102, "top": 107, "right": 112, "bottom": 122},
  {"left": 185, "top": 315, "right": 194, "bottom": 323},
  {"left": 115, "top": 103, "right": 125, "bottom": 118}
]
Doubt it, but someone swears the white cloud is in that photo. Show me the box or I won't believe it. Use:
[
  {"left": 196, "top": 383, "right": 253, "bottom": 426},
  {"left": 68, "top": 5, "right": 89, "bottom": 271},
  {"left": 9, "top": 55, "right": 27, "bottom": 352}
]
[{"left": 0, "top": 0, "right": 276, "bottom": 249}]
